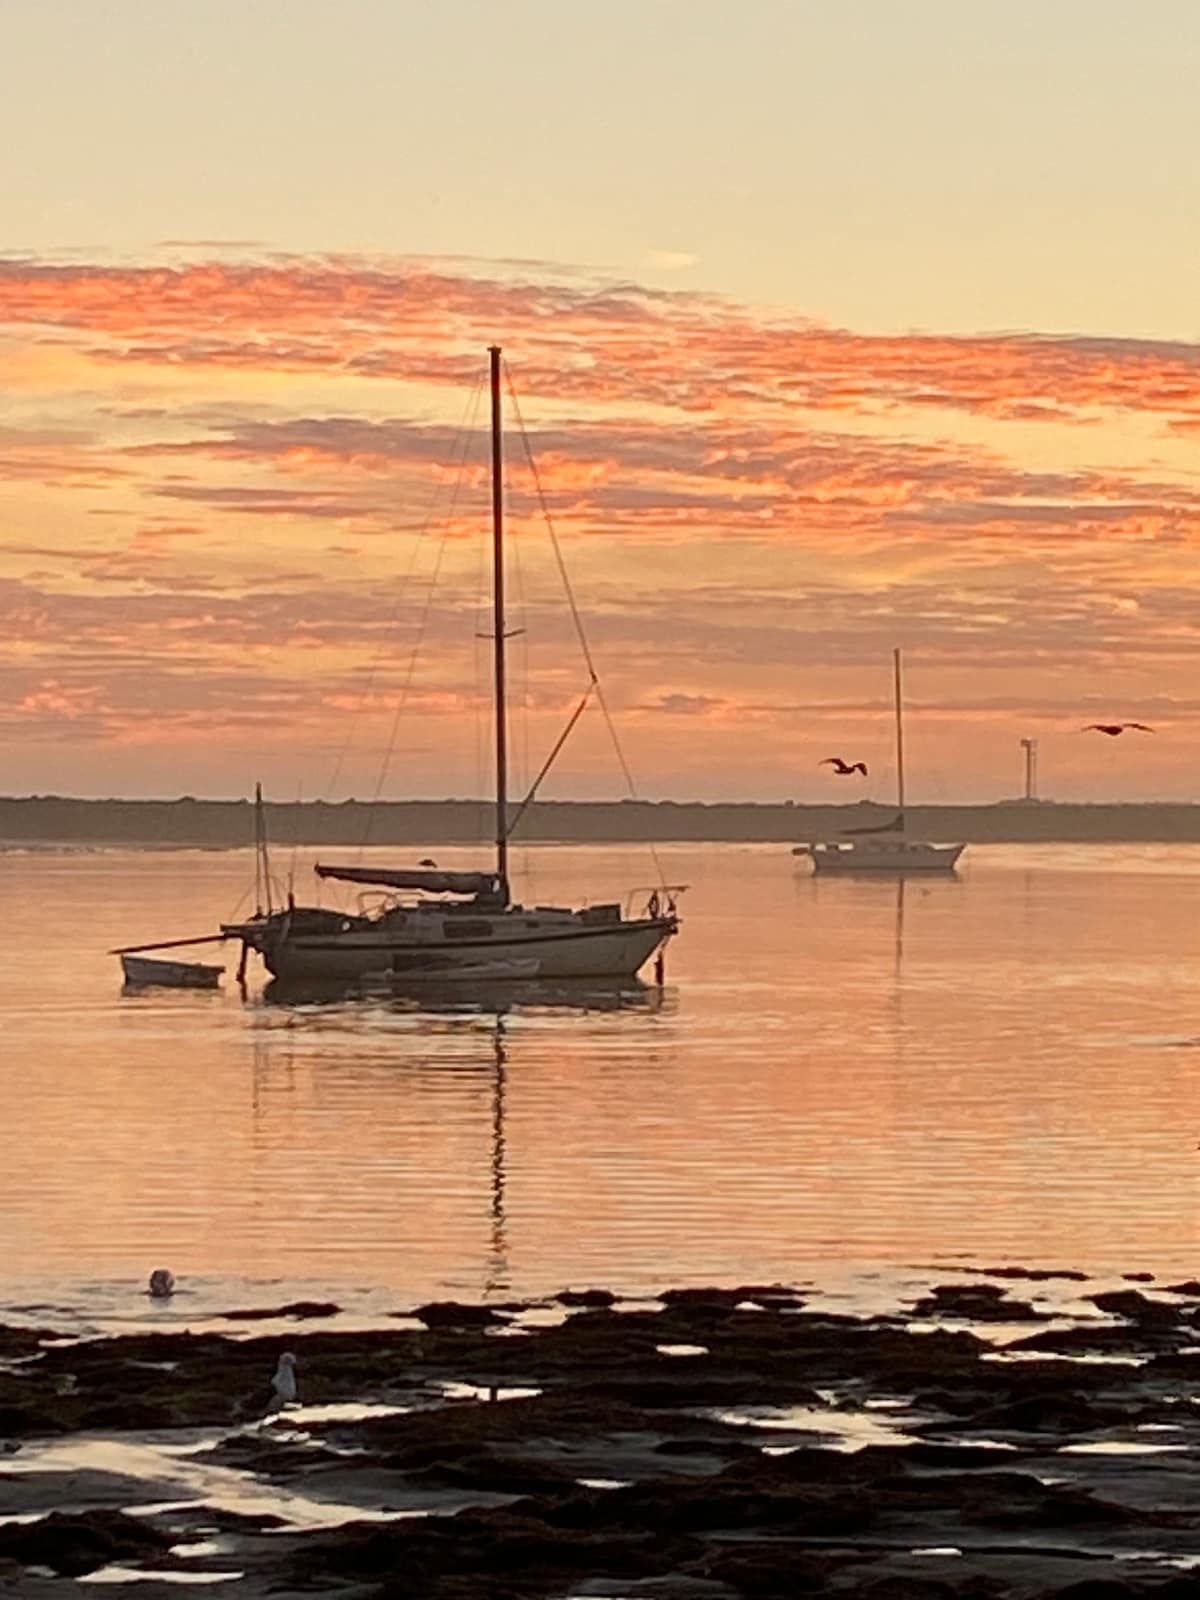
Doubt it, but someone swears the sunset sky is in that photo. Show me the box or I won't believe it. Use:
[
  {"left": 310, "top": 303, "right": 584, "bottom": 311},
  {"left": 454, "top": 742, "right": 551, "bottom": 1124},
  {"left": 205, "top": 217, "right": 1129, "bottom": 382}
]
[{"left": 4, "top": 0, "right": 1200, "bottom": 803}]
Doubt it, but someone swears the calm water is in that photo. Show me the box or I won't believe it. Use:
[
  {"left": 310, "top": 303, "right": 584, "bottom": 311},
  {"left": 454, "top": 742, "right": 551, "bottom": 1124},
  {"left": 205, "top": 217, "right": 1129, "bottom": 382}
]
[{"left": 3, "top": 841, "right": 1200, "bottom": 1325}]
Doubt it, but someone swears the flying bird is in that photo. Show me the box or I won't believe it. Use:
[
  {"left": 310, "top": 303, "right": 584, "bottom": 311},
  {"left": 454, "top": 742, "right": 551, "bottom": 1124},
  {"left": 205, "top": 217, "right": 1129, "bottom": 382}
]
[
  {"left": 147, "top": 1269, "right": 175, "bottom": 1299},
  {"left": 1083, "top": 723, "right": 1154, "bottom": 737},
  {"left": 820, "top": 758, "right": 869, "bottom": 776}
]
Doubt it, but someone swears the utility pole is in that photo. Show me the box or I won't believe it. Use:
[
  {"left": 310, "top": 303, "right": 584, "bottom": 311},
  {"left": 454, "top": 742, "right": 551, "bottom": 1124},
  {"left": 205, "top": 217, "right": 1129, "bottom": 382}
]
[{"left": 1019, "top": 738, "right": 1038, "bottom": 802}]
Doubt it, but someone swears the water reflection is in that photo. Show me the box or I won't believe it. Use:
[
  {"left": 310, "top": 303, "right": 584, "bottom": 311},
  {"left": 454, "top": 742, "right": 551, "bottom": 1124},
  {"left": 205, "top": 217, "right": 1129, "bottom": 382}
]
[
  {"left": 7, "top": 843, "right": 1200, "bottom": 1311},
  {"left": 245, "top": 977, "right": 666, "bottom": 1301},
  {"left": 489, "top": 1020, "right": 508, "bottom": 1294},
  {"left": 259, "top": 975, "right": 663, "bottom": 1015}
]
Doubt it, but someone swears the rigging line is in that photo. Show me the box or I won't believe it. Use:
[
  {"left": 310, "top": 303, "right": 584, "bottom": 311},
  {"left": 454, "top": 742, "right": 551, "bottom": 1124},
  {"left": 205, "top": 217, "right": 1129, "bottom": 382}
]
[
  {"left": 594, "top": 678, "right": 669, "bottom": 890},
  {"left": 506, "top": 435, "right": 533, "bottom": 875},
  {"left": 359, "top": 380, "right": 485, "bottom": 850},
  {"left": 506, "top": 683, "right": 595, "bottom": 842},
  {"left": 504, "top": 364, "right": 667, "bottom": 890},
  {"left": 504, "top": 367, "right": 598, "bottom": 686},
  {"left": 287, "top": 780, "right": 303, "bottom": 900},
  {"left": 471, "top": 459, "right": 490, "bottom": 846},
  {"left": 324, "top": 375, "right": 484, "bottom": 802}
]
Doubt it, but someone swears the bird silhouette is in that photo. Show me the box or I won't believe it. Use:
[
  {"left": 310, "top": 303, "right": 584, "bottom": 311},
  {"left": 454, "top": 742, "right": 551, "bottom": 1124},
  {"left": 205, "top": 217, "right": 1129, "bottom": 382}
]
[
  {"left": 820, "top": 757, "right": 869, "bottom": 776},
  {"left": 1083, "top": 723, "right": 1154, "bottom": 737}
]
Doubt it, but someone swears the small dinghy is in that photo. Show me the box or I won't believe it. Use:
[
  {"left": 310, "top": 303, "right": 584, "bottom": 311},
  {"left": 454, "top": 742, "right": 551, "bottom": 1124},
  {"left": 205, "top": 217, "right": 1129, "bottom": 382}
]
[{"left": 121, "top": 955, "right": 224, "bottom": 989}]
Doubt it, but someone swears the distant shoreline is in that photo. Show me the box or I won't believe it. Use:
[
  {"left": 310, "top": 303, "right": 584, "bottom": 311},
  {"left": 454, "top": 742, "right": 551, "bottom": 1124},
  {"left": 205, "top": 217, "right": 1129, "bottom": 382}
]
[{"left": 5, "top": 795, "right": 1200, "bottom": 847}]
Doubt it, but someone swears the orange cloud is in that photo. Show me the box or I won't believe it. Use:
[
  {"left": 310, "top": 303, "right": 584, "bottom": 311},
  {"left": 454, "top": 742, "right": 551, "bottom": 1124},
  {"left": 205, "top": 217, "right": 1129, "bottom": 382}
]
[
  {"left": 2, "top": 256, "right": 1200, "bottom": 424},
  {"left": 4, "top": 252, "right": 1200, "bottom": 800}
]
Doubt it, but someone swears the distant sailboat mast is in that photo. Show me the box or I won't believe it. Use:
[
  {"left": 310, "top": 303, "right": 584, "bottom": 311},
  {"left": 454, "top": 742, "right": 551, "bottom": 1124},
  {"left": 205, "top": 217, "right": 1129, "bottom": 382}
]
[
  {"left": 253, "top": 781, "right": 273, "bottom": 917},
  {"left": 489, "top": 344, "right": 510, "bottom": 907},
  {"left": 893, "top": 647, "right": 906, "bottom": 824}
]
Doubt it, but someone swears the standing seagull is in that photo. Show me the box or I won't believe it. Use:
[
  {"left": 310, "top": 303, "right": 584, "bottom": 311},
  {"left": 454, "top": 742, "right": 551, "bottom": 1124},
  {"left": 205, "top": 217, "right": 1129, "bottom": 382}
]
[
  {"left": 820, "top": 757, "right": 869, "bottom": 776},
  {"left": 261, "top": 1352, "right": 298, "bottom": 1421},
  {"left": 1083, "top": 723, "right": 1154, "bottom": 736}
]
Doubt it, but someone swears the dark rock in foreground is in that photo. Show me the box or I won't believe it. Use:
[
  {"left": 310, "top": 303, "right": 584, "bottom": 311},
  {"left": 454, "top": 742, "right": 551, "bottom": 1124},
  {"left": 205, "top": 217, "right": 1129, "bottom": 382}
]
[
  {"left": 0, "top": 1510, "right": 172, "bottom": 1577},
  {"left": 0, "top": 1275, "right": 1198, "bottom": 1596}
]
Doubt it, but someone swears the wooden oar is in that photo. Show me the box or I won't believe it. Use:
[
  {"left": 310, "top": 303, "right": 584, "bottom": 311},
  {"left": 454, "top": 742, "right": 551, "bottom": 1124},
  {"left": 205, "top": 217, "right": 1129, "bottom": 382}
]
[{"left": 108, "top": 933, "right": 227, "bottom": 956}]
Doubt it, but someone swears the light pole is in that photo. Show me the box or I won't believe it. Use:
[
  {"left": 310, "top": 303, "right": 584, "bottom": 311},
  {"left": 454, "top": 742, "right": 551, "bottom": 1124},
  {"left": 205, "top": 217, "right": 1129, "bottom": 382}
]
[{"left": 1019, "top": 737, "right": 1038, "bottom": 802}]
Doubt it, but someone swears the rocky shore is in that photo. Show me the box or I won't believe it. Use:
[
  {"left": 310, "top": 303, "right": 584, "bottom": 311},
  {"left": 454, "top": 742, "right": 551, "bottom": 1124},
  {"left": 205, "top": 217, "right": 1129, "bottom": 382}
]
[{"left": 3, "top": 1274, "right": 1200, "bottom": 1596}]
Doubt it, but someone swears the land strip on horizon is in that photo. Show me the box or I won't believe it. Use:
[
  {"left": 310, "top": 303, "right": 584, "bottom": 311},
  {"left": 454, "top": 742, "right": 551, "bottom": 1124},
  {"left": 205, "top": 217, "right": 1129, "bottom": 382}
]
[{"left": 5, "top": 797, "right": 1200, "bottom": 848}]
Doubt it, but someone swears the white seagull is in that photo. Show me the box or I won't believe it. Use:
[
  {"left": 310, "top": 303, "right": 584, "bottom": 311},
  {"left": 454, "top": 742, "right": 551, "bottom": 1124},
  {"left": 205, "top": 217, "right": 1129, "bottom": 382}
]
[{"left": 262, "top": 1352, "right": 299, "bottom": 1421}]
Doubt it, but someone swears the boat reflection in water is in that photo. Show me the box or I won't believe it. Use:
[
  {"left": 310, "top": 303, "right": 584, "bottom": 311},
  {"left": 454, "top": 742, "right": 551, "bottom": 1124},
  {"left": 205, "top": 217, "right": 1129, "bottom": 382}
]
[
  {"left": 253, "top": 975, "right": 669, "bottom": 1297},
  {"left": 258, "top": 971, "right": 665, "bottom": 1016}
]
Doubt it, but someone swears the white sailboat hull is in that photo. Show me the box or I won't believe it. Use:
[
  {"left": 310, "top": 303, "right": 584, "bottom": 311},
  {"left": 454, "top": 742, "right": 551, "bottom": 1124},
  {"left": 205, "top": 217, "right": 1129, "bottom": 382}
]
[
  {"left": 802, "top": 839, "right": 964, "bottom": 874},
  {"left": 248, "top": 916, "right": 674, "bottom": 983}
]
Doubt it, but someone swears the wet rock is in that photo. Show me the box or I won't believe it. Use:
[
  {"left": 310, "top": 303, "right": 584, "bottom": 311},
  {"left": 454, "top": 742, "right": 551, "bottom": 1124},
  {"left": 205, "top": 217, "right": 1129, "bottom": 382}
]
[
  {"left": 957, "top": 1474, "right": 1135, "bottom": 1530},
  {"left": 557, "top": 1289, "right": 616, "bottom": 1308},
  {"left": 1121, "top": 1272, "right": 1155, "bottom": 1283},
  {"left": 930, "top": 1392, "right": 1134, "bottom": 1438},
  {"left": 1035, "top": 1584, "right": 1175, "bottom": 1599},
  {"left": 1089, "top": 1291, "right": 1179, "bottom": 1328},
  {"left": 221, "top": 1300, "right": 341, "bottom": 1320},
  {"left": 287, "top": 1505, "right": 703, "bottom": 1592},
  {"left": 1008, "top": 1323, "right": 1169, "bottom": 1356},
  {"left": 912, "top": 1284, "right": 1041, "bottom": 1321},
  {"left": 0, "top": 1509, "right": 172, "bottom": 1577},
  {"left": 1163, "top": 1279, "right": 1200, "bottom": 1297},
  {"left": 413, "top": 1448, "right": 584, "bottom": 1495},
  {"left": 685, "top": 1544, "right": 842, "bottom": 1594},
  {"left": 843, "top": 1580, "right": 991, "bottom": 1600},
  {"left": 416, "top": 1300, "right": 502, "bottom": 1330},
  {"left": 547, "top": 1468, "right": 877, "bottom": 1538},
  {"left": 968, "top": 1265, "right": 1088, "bottom": 1283}
]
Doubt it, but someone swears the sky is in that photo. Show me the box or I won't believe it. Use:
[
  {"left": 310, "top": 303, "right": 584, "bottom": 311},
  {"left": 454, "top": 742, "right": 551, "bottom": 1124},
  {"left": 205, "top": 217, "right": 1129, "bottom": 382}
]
[{"left": 3, "top": 0, "right": 1200, "bottom": 803}]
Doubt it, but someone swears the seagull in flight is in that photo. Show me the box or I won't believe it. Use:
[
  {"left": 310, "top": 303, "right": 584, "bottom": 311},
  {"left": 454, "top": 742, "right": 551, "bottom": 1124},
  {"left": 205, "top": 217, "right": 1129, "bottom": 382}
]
[
  {"left": 820, "top": 757, "right": 869, "bottom": 776},
  {"left": 1083, "top": 723, "right": 1154, "bottom": 736}
]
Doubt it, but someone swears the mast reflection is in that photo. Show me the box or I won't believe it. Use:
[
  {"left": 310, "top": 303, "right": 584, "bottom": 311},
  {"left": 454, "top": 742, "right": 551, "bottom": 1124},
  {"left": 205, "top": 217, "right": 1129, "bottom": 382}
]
[{"left": 250, "top": 976, "right": 666, "bottom": 1293}]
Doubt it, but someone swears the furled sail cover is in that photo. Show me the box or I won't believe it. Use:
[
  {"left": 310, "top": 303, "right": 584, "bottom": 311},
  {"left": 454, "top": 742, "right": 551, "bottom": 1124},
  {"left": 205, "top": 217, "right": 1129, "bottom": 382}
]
[
  {"left": 841, "top": 813, "right": 905, "bottom": 837},
  {"left": 315, "top": 864, "right": 500, "bottom": 895}
]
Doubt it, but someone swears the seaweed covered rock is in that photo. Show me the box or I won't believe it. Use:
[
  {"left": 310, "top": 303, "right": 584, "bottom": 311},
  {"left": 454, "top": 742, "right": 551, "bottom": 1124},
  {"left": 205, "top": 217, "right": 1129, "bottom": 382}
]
[{"left": 0, "top": 1510, "right": 172, "bottom": 1577}]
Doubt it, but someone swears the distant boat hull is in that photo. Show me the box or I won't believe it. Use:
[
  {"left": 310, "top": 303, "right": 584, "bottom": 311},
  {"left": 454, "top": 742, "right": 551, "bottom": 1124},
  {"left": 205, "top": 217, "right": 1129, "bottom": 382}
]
[
  {"left": 121, "top": 955, "right": 224, "bottom": 988},
  {"left": 229, "top": 911, "right": 674, "bottom": 983},
  {"left": 800, "top": 840, "right": 965, "bottom": 875}
]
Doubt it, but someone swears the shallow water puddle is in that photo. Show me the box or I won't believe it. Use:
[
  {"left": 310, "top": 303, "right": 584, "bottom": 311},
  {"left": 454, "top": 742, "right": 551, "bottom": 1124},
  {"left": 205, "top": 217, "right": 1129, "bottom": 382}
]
[
  {"left": 439, "top": 1382, "right": 542, "bottom": 1402},
  {"left": 715, "top": 1403, "right": 918, "bottom": 1450},
  {"left": 1059, "top": 1441, "right": 1189, "bottom": 1456},
  {"left": 81, "top": 1570, "right": 242, "bottom": 1587},
  {"left": 7, "top": 1436, "right": 428, "bottom": 1530},
  {"left": 272, "top": 1400, "right": 410, "bottom": 1427}
]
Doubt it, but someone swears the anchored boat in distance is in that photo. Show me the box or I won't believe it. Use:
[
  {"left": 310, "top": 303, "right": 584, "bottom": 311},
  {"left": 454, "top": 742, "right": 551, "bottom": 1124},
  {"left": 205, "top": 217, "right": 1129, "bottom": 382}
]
[
  {"left": 796, "top": 649, "right": 965, "bottom": 875},
  {"left": 222, "top": 346, "right": 680, "bottom": 984}
]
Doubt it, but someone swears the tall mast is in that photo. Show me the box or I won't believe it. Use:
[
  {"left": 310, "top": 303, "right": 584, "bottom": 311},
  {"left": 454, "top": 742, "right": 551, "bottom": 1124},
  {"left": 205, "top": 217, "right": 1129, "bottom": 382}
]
[
  {"left": 489, "top": 345, "right": 510, "bottom": 903},
  {"left": 893, "top": 647, "right": 906, "bottom": 817},
  {"left": 253, "top": 781, "right": 273, "bottom": 916}
]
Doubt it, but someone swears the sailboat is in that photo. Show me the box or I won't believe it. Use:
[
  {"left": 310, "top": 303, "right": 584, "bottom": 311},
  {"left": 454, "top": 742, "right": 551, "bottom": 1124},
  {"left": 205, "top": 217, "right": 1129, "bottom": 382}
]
[
  {"left": 798, "top": 649, "right": 965, "bottom": 875},
  {"left": 223, "top": 347, "right": 680, "bottom": 984}
]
